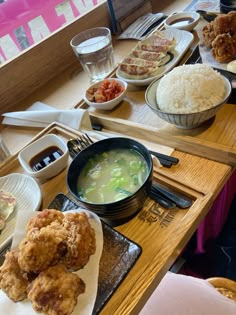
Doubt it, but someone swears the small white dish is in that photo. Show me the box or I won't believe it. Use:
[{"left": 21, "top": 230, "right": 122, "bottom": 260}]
[
  {"left": 83, "top": 78, "right": 127, "bottom": 110},
  {"left": 0, "top": 173, "right": 42, "bottom": 250},
  {"left": 18, "top": 134, "right": 69, "bottom": 180},
  {"left": 116, "top": 28, "right": 194, "bottom": 86},
  {"left": 164, "top": 11, "right": 200, "bottom": 32}
]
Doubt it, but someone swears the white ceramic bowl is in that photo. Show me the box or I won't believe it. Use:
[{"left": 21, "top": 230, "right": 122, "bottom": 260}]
[
  {"left": 164, "top": 11, "right": 200, "bottom": 32},
  {"left": 18, "top": 134, "right": 69, "bottom": 180},
  {"left": 83, "top": 78, "right": 127, "bottom": 110},
  {"left": 145, "top": 76, "right": 232, "bottom": 129}
]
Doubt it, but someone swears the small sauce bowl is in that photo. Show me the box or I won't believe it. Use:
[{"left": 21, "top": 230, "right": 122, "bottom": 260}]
[
  {"left": 18, "top": 134, "right": 69, "bottom": 181},
  {"left": 164, "top": 11, "right": 200, "bottom": 32}
]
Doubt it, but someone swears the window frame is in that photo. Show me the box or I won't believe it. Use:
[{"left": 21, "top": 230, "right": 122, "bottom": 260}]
[{"left": 0, "top": 1, "right": 110, "bottom": 114}]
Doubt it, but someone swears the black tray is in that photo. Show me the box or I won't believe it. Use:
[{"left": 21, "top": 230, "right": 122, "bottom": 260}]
[{"left": 48, "top": 193, "right": 142, "bottom": 314}]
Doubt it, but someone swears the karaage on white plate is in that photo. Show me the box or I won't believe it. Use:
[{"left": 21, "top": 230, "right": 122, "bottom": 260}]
[
  {"left": 0, "top": 209, "right": 97, "bottom": 315},
  {"left": 202, "top": 11, "right": 236, "bottom": 63},
  {"left": 18, "top": 222, "right": 67, "bottom": 273},
  {"left": 28, "top": 264, "right": 85, "bottom": 315},
  {"left": 61, "top": 212, "right": 96, "bottom": 270},
  {"left": 0, "top": 250, "right": 34, "bottom": 302}
]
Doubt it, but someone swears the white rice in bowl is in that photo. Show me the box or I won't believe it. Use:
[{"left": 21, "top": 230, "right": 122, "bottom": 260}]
[{"left": 156, "top": 64, "right": 226, "bottom": 114}]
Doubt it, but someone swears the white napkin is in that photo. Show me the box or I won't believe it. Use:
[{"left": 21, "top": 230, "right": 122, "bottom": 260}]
[
  {"left": 139, "top": 272, "right": 236, "bottom": 315},
  {"left": 1, "top": 102, "right": 92, "bottom": 130},
  {"left": 0, "top": 208, "right": 103, "bottom": 315},
  {"left": 87, "top": 129, "right": 174, "bottom": 156}
]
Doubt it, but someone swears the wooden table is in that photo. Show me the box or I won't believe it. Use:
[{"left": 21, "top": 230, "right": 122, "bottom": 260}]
[
  {"left": 0, "top": 1, "right": 235, "bottom": 314},
  {"left": 0, "top": 123, "right": 233, "bottom": 315}
]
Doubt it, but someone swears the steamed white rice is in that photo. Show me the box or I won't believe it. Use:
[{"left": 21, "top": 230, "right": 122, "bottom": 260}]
[{"left": 156, "top": 64, "right": 226, "bottom": 114}]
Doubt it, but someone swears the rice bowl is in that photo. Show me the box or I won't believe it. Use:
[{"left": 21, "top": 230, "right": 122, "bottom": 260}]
[
  {"left": 156, "top": 64, "right": 226, "bottom": 114},
  {"left": 145, "top": 65, "right": 232, "bottom": 129}
]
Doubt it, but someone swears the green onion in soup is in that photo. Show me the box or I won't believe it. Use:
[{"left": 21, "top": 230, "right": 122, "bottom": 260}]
[{"left": 77, "top": 148, "right": 148, "bottom": 203}]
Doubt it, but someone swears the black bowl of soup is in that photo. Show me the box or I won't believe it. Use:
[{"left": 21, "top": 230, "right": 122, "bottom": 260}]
[{"left": 67, "top": 137, "right": 153, "bottom": 226}]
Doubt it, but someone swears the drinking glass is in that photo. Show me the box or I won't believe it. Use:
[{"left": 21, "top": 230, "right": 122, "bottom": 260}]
[{"left": 70, "top": 27, "right": 115, "bottom": 83}]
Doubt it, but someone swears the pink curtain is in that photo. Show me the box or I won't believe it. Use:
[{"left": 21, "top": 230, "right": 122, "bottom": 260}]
[{"left": 196, "top": 169, "right": 236, "bottom": 253}]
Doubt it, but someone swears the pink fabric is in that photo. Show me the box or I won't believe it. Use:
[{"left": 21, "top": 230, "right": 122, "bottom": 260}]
[{"left": 196, "top": 170, "right": 236, "bottom": 254}]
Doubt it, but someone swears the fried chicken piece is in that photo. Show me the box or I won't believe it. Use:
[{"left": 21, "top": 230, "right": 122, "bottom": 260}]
[
  {"left": 18, "top": 223, "right": 67, "bottom": 273},
  {"left": 212, "top": 33, "right": 236, "bottom": 63},
  {"left": 228, "top": 11, "right": 236, "bottom": 39},
  {"left": 202, "top": 11, "right": 236, "bottom": 49},
  {"left": 213, "top": 11, "right": 236, "bottom": 39},
  {"left": 0, "top": 250, "right": 32, "bottom": 302},
  {"left": 202, "top": 21, "right": 216, "bottom": 48},
  {"left": 28, "top": 264, "right": 85, "bottom": 315},
  {"left": 26, "top": 209, "right": 64, "bottom": 232},
  {"left": 60, "top": 212, "right": 96, "bottom": 270}
]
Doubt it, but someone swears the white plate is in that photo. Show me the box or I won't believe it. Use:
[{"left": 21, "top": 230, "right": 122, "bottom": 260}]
[
  {"left": 116, "top": 28, "right": 194, "bottom": 86},
  {"left": 0, "top": 173, "right": 42, "bottom": 250}
]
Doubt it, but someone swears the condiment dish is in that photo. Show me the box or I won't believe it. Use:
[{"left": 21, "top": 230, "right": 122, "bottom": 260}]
[
  {"left": 83, "top": 78, "right": 127, "bottom": 110},
  {"left": 18, "top": 134, "right": 69, "bottom": 180},
  {"left": 164, "top": 11, "right": 200, "bottom": 32}
]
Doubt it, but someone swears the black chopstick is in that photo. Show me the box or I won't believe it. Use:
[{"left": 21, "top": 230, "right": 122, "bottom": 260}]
[
  {"left": 152, "top": 183, "right": 192, "bottom": 209},
  {"left": 149, "top": 150, "right": 179, "bottom": 165},
  {"left": 149, "top": 189, "right": 176, "bottom": 209},
  {"left": 156, "top": 158, "right": 172, "bottom": 168}
]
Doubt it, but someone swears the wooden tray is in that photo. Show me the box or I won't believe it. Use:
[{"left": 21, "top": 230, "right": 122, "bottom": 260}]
[
  {"left": 0, "top": 122, "right": 232, "bottom": 314},
  {"left": 75, "top": 35, "right": 236, "bottom": 167}
]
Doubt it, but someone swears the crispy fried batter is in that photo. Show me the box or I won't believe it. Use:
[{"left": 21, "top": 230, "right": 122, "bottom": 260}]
[
  {"left": 18, "top": 210, "right": 96, "bottom": 272},
  {"left": 18, "top": 224, "right": 67, "bottom": 273},
  {"left": 0, "top": 250, "right": 32, "bottom": 302},
  {"left": 213, "top": 11, "right": 236, "bottom": 38},
  {"left": 202, "top": 11, "right": 236, "bottom": 62},
  {"left": 212, "top": 33, "right": 236, "bottom": 63},
  {"left": 202, "top": 21, "right": 216, "bottom": 48},
  {"left": 61, "top": 212, "right": 96, "bottom": 270},
  {"left": 0, "top": 209, "right": 96, "bottom": 314},
  {"left": 28, "top": 264, "right": 85, "bottom": 315},
  {"left": 26, "top": 209, "right": 64, "bottom": 232}
]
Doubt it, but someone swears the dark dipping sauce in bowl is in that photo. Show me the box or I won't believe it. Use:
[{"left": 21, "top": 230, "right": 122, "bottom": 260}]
[
  {"left": 30, "top": 146, "right": 63, "bottom": 171},
  {"left": 169, "top": 17, "right": 194, "bottom": 26}
]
